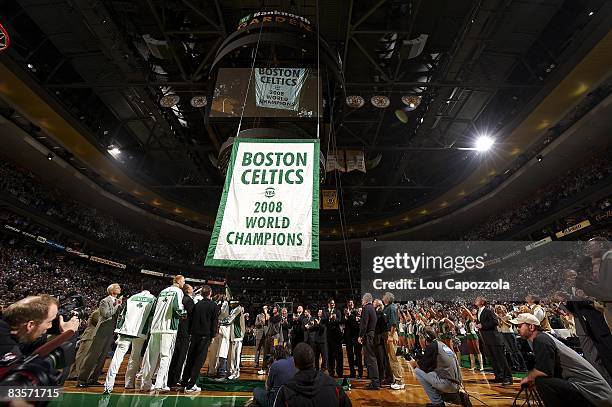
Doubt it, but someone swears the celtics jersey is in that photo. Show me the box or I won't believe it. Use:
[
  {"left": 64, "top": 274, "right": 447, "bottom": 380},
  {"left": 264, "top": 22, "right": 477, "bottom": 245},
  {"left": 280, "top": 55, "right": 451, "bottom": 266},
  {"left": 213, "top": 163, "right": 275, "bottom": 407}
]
[
  {"left": 115, "top": 290, "right": 156, "bottom": 339},
  {"left": 150, "top": 285, "right": 186, "bottom": 334}
]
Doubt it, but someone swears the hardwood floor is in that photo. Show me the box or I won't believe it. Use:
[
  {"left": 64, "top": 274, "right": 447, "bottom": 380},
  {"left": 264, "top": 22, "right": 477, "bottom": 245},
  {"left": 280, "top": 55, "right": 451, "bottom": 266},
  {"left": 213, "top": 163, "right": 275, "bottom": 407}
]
[{"left": 62, "top": 346, "right": 523, "bottom": 406}]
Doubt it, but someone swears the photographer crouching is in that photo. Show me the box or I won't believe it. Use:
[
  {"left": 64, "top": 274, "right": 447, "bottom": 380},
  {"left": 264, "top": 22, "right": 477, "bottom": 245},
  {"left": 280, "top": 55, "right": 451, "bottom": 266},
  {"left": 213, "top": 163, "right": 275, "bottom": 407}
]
[
  {"left": 511, "top": 313, "right": 612, "bottom": 407},
  {"left": 0, "top": 295, "right": 80, "bottom": 403},
  {"left": 407, "top": 327, "right": 463, "bottom": 407}
]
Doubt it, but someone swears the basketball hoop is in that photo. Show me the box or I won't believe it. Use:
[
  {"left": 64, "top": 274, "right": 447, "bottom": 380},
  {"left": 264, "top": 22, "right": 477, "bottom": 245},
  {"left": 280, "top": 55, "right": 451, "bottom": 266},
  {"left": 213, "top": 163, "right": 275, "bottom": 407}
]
[{"left": 0, "top": 22, "right": 10, "bottom": 53}]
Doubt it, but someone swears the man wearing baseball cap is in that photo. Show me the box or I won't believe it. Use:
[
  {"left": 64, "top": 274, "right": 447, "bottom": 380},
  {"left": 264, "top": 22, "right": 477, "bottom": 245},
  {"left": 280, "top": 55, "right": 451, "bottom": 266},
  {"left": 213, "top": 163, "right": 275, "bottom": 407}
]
[{"left": 511, "top": 313, "right": 612, "bottom": 407}]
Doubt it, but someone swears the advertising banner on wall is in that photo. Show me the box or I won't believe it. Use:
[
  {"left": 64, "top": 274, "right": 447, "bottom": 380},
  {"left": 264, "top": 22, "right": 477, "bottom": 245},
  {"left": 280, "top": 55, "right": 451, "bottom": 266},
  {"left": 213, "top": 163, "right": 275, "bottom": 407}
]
[
  {"left": 205, "top": 138, "right": 319, "bottom": 269},
  {"left": 255, "top": 68, "right": 308, "bottom": 111},
  {"left": 555, "top": 219, "right": 591, "bottom": 238}
]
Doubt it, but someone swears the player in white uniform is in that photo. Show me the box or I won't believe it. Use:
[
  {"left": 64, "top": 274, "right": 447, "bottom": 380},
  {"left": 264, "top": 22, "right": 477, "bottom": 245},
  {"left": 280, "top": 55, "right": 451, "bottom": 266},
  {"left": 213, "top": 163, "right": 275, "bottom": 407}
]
[
  {"left": 103, "top": 290, "right": 156, "bottom": 394},
  {"left": 140, "top": 275, "right": 186, "bottom": 391},
  {"left": 226, "top": 301, "right": 245, "bottom": 380},
  {"left": 214, "top": 297, "right": 231, "bottom": 379}
]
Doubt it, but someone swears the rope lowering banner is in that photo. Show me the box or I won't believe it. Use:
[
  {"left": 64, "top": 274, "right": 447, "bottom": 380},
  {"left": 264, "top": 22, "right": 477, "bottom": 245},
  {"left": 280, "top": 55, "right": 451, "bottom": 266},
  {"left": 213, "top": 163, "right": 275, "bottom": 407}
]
[{"left": 205, "top": 138, "right": 320, "bottom": 269}]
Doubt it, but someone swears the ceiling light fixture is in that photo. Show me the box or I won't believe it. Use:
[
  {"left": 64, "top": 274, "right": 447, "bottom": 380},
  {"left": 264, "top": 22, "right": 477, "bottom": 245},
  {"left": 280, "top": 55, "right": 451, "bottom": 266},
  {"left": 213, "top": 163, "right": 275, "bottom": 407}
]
[
  {"left": 107, "top": 145, "right": 121, "bottom": 158},
  {"left": 474, "top": 135, "right": 495, "bottom": 152},
  {"left": 160, "top": 94, "right": 180, "bottom": 108},
  {"left": 0, "top": 22, "right": 10, "bottom": 53},
  {"left": 346, "top": 95, "right": 365, "bottom": 108},
  {"left": 190, "top": 95, "right": 207, "bottom": 108},
  {"left": 401, "top": 95, "right": 422, "bottom": 111},
  {"left": 371, "top": 95, "right": 390, "bottom": 108}
]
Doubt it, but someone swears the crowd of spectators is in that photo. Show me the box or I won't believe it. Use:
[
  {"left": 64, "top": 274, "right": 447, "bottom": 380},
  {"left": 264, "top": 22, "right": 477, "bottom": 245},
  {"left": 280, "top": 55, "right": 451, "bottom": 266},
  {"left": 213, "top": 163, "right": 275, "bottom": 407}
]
[
  {"left": 0, "top": 159, "right": 207, "bottom": 264},
  {"left": 0, "top": 228, "right": 357, "bottom": 325},
  {"left": 460, "top": 148, "right": 612, "bottom": 240},
  {"left": 0, "top": 239, "right": 168, "bottom": 312}
]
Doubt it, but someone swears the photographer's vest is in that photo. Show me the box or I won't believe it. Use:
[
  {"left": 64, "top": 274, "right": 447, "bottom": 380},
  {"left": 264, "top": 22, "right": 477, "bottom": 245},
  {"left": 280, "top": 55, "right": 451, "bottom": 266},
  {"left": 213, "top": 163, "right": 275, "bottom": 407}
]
[{"left": 435, "top": 341, "right": 462, "bottom": 386}]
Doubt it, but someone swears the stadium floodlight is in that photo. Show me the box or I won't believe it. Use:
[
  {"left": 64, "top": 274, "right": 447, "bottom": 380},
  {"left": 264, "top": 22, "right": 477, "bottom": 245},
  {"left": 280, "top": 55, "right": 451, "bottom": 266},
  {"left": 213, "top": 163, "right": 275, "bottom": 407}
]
[
  {"left": 474, "top": 135, "right": 494, "bottom": 152},
  {"left": 108, "top": 145, "right": 121, "bottom": 158}
]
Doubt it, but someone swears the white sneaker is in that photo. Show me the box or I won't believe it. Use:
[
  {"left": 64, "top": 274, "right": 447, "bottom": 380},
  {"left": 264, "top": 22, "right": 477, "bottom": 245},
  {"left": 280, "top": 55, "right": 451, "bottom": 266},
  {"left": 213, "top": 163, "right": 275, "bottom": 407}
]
[
  {"left": 390, "top": 382, "right": 405, "bottom": 390},
  {"left": 185, "top": 385, "right": 201, "bottom": 393},
  {"left": 257, "top": 369, "right": 266, "bottom": 375},
  {"left": 479, "top": 368, "right": 485, "bottom": 372},
  {"left": 155, "top": 386, "right": 171, "bottom": 392},
  {"left": 227, "top": 373, "right": 236, "bottom": 380}
]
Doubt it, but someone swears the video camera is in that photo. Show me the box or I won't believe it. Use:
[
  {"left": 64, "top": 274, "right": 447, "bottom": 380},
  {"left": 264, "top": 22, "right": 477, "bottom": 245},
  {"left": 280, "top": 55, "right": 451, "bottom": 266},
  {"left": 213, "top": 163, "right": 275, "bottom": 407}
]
[
  {"left": 47, "top": 294, "right": 87, "bottom": 336},
  {"left": 58, "top": 294, "right": 88, "bottom": 321},
  {"left": 0, "top": 330, "right": 77, "bottom": 403}
]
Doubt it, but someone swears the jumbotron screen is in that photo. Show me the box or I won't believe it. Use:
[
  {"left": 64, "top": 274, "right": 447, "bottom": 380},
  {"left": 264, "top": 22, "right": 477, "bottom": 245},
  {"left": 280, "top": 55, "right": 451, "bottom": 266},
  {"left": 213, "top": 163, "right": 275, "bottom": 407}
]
[{"left": 210, "top": 67, "right": 321, "bottom": 118}]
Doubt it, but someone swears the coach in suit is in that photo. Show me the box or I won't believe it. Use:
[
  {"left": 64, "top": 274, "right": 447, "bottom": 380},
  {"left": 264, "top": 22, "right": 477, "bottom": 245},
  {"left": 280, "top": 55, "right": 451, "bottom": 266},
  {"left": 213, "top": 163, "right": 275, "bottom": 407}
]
[
  {"left": 254, "top": 306, "right": 269, "bottom": 368},
  {"left": 77, "top": 284, "right": 123, "bottom": 386},
  {"left": 358, "top": 293, "right": 380, "bottom": 389},
  {"left": 314, "top": 309, "right": 328, "bottom": 371},
  {"left": 168, "top": 284, "right": 195, "bottom": 387},
  {"left": 291, "top": 305, "right": 305, "bottom": 351},
  {"left": 69, "top": 308, "right": 100, "bottom": 379},
  {"left": 343, "top": 301, "right": 362, "bottom": 378},
  {"left": 475, "top": 297, "right": 512, "bottom": 385},
  {"left": 182, "top": 285, "right": 218, "bottom": 391},
  {"left": 325, "top": 299, "right": 344, "bottom": 377}
]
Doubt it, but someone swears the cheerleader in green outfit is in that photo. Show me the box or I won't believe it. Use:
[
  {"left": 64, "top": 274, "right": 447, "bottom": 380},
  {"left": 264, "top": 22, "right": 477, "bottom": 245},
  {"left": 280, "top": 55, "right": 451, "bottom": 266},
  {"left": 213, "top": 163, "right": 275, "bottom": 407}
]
[
  {"left": 415, "top": 313, "right": 428, "bottom": 355},
  {"left": 461, "top": 306, "right": 484, "bottom": 371},
  {"left": 398, "top": 309, "right": 407, "bottom": 353},
  {"left": 405, "top": 311, "right": 416, "bottom": 354}
]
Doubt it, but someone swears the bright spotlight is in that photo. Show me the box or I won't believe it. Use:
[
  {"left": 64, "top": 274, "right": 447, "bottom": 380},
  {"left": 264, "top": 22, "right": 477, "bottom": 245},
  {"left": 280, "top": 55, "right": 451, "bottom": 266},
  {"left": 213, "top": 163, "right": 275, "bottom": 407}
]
[
  {"left": 474, "top": 135, "right": 494, "bottom": 152},
  {"left": 107, "top": 145, "right": 121, "bottom": 157}
]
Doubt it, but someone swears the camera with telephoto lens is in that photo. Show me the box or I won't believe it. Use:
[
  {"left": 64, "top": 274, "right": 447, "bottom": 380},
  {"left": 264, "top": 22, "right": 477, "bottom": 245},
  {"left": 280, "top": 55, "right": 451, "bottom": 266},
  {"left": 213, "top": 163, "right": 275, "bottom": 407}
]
[
  {"left": 58, "top": 294, "right": 88, "bottom": 321},
  {"left": 46, "top": 294, "right": 88, "bottom": 336},
  {"left": 0, "top": 334, "right": 77, "bottom": 405}
]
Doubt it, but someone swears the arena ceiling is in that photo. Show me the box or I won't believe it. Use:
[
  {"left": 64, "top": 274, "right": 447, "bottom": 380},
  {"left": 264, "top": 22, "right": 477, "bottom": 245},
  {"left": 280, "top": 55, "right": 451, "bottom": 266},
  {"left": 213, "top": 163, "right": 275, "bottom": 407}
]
[{"left": 0, "top": 0, "right": 611, "bottom": 239}]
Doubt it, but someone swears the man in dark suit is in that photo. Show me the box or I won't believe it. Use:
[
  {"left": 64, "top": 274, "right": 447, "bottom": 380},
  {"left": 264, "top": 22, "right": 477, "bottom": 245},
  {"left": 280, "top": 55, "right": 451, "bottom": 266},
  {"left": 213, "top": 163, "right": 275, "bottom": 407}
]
[
  {"left": 343, "top": 300, "right": 361, "bottom": 378},
  {"left": 168, "top": 284, "right": 195, "bottom": 387},
  {"left": 291, "top": 305, "right": 305, "bottom": 352},
  {"left": 475, "top": 297, "right": 512, "bottom": 385},
  {"left": 325, "top": 299, "right": 344, "bottom": 377},
  {"left": 182, "top": 285, "right": 218, "bottom": 392},
  {"left": 314, "top": 309, "right": 328, "bottom": 372},
  {"left": 359, "top": 293, "right": 380, "bottom": 390},
  {"left": 303, "top": 308, "right": 316, "bottom": 350}
]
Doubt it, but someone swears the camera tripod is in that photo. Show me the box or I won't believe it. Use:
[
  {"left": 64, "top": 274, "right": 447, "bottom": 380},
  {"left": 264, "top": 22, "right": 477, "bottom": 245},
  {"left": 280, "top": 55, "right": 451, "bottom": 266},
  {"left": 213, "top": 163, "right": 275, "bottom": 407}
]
[{"left": 512, "top": 384, "right": 544, "bottom": 407}]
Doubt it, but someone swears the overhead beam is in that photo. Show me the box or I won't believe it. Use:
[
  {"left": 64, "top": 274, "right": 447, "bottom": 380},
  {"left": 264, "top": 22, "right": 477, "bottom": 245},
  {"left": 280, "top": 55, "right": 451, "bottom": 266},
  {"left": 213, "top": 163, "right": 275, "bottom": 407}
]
[
  {"left": 149, "top": 184, "right": 443, "bottom": 190},
  {"left": 44, "top": 80, "right": 540, "bottom": 90},
  {"left": 342, "top": 0, "right": 354, "bottom": 70},
  {"left": 346, "top": 81, "right": 542, "bottom": 89},
  {"left": 350, "top": 37, "right": 390, "bottom": 82},
  {"left": 213, "top": 0, "right": 227, "bottom": 37},
  {"left": 351, "top": 0, "right": 388, "bottom": 29},
  {"left": 146, "top": 0, "right": 189, "bottom": 81},
  {"left": 180, "top": 0, "right": 221, "bottom": 30},
  {"left": 332, "top": 185, "right": 443, "bottom": 190}
]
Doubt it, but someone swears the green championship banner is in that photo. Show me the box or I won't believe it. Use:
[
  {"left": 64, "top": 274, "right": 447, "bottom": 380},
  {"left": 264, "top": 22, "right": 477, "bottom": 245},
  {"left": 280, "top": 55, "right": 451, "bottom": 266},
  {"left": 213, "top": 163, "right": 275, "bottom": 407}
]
[{"left": 205, "top": 138, "right": 319, "bottom": 268}]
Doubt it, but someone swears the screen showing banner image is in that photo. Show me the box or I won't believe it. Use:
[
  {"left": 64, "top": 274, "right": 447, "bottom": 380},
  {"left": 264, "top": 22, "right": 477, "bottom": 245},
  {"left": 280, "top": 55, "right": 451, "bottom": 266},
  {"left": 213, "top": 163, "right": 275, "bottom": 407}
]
[{"left": 210, "top": 68, "right": 321, "bottom": 118}]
